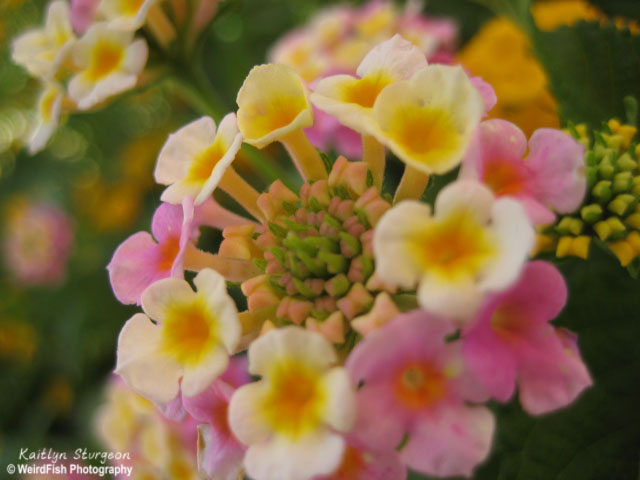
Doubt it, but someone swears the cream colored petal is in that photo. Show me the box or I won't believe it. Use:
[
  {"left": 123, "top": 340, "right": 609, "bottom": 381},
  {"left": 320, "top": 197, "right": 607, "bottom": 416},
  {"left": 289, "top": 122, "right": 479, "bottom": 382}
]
[
  {"left": 115, "top": 313, "right": 183, "bottom": 404},
  {"left": 356, "top": 33, "right": 427, "bottom": 80},
  {"left": 193, "top": 268, "right": 241, "bottom": 353},
  {"left": 228, "top": 380, "right": 272, "bottom": 445},
  {"left": 417, "top": 275, "right": 483, "bottom": 321},
  {"left": 155, "top": 116, "right": 217, "bottom": 185},
  {"left": 247, "top": 326, "right": 337, "bottom": 377},
  {"left": 141, "top": 277, "right": 198, "bottom": 323},
  {"left": 160, "top": 180, "right": 204, "bottom": 205},
  {"left": 244, "top": 431, "right": 345, "bottom": 480},
  {"left": 181, "top": 345, "right": 229, "bottom": 398},
  {"left": 321, "top": 367, "right": 356, "bottom": 432},
  {"left": 434, "top": 180, "right": 495, "bottom": 224},
  {"left": 74, "top": 72, "right": 138, "bottom": 110},
  {"left": 123, "top": 37, "right": 148, "bottom": 73},
  {"left": 481, "top": 197, "right": 534, "bottom": 292},
  {"left": 371, "top": 65, "right": 483, "bottom": 175},
  {"left": 236, "top": 63, "right": 312, "bottom": 148},
  {"left": 373, "top": 200, "right": 433, "bottom": 290}
]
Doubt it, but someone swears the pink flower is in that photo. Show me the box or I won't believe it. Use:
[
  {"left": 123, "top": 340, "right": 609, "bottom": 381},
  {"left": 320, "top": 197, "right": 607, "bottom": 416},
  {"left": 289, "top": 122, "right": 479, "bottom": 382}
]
[
  {"left": 107, "top": 199, "right": 197, "bottom": 305},
  {"left": 346, "top": 311, "right": 495, "bottom": 478},
  {"left": 462, "top": 260, "right": 592, "bottom": 415},
  {"left": 3, "top": 199, "right": 74, "bottom": 286},
  {"left": 182, "top": 356, "right": 250, "bottom": 480},
  {"left": 70, "top": 0, "right": 100, "bottom": 34},
  {"left": 461, "top": 119, "right": 586, "bottom": 225},
  {"left": 314, "top": 435, "right": 406, "bottom": 480}
]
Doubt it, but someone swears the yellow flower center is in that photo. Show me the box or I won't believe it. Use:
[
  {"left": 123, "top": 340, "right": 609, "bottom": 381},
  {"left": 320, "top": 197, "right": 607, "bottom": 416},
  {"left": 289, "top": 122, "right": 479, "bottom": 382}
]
[
  {"left": 88, "top": 41, "right": 124, "bottom": 82},
  {"left": 386, "top": 106, "right": 460, "bottom": 168},
  {"left": 411, "top": 210, "right": 496, "bottom": 281},
  {"left": 119, "top": 0, "right": 145, "bottom": 16},
  {"left": 341, "top": 72, "right": 394, "bottom": 109},
  {"left": 261, "top": 362, "right": 326, "bottom": 438},
  {"left": 394, "top": 363, "right": 446, "bottom": 410},
  {"left": 240, "top": 93, "right": 307, "bottom": 140},
  {"left": 185, "top": 138, "right": 228, "bottom": 184},
  {"left": 161, "top": 299, "right": 218, "bottom": 365}
]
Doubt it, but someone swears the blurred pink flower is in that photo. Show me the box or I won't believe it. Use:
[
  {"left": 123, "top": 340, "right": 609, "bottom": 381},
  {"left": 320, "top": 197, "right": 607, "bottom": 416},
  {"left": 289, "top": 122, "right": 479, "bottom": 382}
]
[
  {"left": 70, "top": 0, "right": 100, "bottom": 34},
  {"left": 3, "top": 199, "right": 73, "bottom": 286},
  {"left": 461, "top": 118, "right": 586, "bottom": 225},
  {"left": 462, "top": 260, "right": 593, "bottom": 415},
  {"left": 183, "top": 356, "right": 250, "bottom": 480},
  {"left": 346, "top": 311, "right": 494, "bottom": 478}
]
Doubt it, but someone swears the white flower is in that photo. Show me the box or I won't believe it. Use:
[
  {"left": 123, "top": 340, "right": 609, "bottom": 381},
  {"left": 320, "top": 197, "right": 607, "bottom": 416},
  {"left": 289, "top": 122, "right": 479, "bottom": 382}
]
[
  {"left": 115, "top": 268, "right": 241, "bottom": 403},
  {"left": 229, "top": 327, "right": 356, "bottom": 480},
  {"left": 154, "top": 114, "right": 243, "bottom": 205},
  {"left": 374, "top": 180, "right": 535, "bottom": 320},
  {"left": 68, "top": 22, "right": 148, "bottom": 110},
  {"left": 11, "top": 0, "right": 75, "bottom": 80},
  {"left": 28, "top": 82, "right": 64, "bottom": 154},
  {"left": 99, "top": 0, "right": 157, "bottom": 31}
]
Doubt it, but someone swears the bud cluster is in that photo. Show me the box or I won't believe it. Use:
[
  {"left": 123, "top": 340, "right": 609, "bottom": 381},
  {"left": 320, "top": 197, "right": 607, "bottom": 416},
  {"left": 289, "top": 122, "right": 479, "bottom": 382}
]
[{"left": 544, "top": 119, "right": 640, "bottom": 268}]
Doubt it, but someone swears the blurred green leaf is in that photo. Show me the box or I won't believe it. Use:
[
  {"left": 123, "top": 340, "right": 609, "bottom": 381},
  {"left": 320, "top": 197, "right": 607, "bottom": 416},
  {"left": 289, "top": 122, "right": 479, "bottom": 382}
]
[
  {"left": 532, "top": 21, "right": 640, "bottom": 126},
  {"left": 588, "top": 0, "right": 640, "bottom": 22}
]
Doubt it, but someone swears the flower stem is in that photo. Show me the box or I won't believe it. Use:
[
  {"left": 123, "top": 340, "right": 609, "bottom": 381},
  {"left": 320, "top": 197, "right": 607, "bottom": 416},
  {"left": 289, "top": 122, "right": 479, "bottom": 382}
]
[
  {"left": 281, "top": 129, "right": 328, "bottom": 181},
  {"left": 362, "top": 135, "right": 385, "bottom": 189},
  {"left": 394, "top": 165, "right": 430, "bottom": 203},
  {"left": 219, "top": 167, "right": 265, "bottom": 222}
]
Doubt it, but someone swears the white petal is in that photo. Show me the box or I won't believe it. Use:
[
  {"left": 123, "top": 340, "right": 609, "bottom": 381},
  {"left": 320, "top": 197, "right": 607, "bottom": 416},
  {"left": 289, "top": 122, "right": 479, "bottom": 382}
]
[
  {"left": 373, "top": 200, "right": 433, "bottom": 290},
  {"left": 181, "top": 345, "right": 229, "bottom": 398},
  {"left": 141, "top": 277, "right": 197, "bottom": 323},
  {"left": 321, "top": 367, "right": 356, "bottom": 432},
  {"left": 115, "top": 313, "right": 182, "bottom": 404},
  {"left": 481, "top": 197, "right": 534, "bottom": 292},
  {"left": 434, "top": 180, "right": 495, "bottom": 223},
  {"left": 356, "top": 33, "right": 427, "bottom": 80},
  {"left": 244, "top": 432, "right": 345, "bottom": 480},
  {"left": 417, "top": 275, "right": 483, "bottom": 321},
  {"left": 155, "top": 116, "right": 217, "bottom": 185},
  {"left": 247, "top": 326, "right": 337, "bottom": 377},
  {"left": 194, "top": 268, "right": 241, "bottom": 353},
  {"left": 228, "top": 381, "right": 272, "bottom": 445}
]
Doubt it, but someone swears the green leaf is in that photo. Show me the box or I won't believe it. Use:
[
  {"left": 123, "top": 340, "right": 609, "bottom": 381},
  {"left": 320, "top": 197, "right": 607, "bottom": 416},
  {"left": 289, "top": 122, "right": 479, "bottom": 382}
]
[
  {"left": 531, "top": 21, "right": 640, "bottom": 126},
  {"left": 587, "top": 0, "right": 640, "bottom": 23}
]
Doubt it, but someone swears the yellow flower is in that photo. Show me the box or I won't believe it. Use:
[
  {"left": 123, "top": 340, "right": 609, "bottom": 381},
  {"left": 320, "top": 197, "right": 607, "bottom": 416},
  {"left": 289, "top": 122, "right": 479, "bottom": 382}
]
[
  {"left": 237, "top": 63, "right": 326, "bottom": 181},
  {"left": 28, "top": 82, "right": 64, "bottom": 154},
  {"left": 100, "top": 0, "right": 157, "bottom": 31}
]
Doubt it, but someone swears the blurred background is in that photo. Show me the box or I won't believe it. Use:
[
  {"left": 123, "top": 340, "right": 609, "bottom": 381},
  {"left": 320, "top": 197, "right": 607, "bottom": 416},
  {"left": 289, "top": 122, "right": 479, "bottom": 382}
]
[{"left": 0, "top": 0, "right": 639, "bottom": 478}]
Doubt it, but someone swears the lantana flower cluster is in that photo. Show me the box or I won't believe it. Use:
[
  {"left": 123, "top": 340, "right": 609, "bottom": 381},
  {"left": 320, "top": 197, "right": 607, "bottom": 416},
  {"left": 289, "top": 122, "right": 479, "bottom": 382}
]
[
  {"left": 109, "top": 35, "right": 593, "bottom": 480},
  {"left": 270, "top": 0, "right": 457, "bottom": 158},
  {"left": 11, "top": 0, "right": 160, "bottom": 153}
]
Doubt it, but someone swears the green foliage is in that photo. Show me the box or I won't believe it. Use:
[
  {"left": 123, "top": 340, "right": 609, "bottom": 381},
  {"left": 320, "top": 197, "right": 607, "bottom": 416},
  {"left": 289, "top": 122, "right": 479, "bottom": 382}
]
[
  {"left": 588, "top": 0, "right": 640, "bottom": 22},
  {"left": 533, "top": 21, "right": 640, "bottom": 126}
]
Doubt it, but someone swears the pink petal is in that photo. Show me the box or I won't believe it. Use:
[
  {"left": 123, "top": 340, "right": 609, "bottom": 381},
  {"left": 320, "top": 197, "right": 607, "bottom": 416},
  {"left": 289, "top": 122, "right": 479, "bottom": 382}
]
[
  {"left": 516, "top": 194, "right": 556, "bottom": 226},
  {"left": 155, "top": 393, "right": 187, "bottom": 422},
  {"left": 70, "top": 0, "right": 99, "bottom": 34},
  {"left": 517, "top": 327, "right": 592, "bottom": 415},
  {"left": 151, "top": 202, "right": 185, "bottom": 244},
  {"left": 314, "top": 435, "right": 407, "bottom": 480},
  {"left": 198, "top": 423, "right": 246, "bottom": 480},
  {"left": 461, "top": 119, "right": 528, "bottom": 182},
  {"left": 525, "top": 128, "right": 586, "bottom": 213},
  {"left": 494, "top": 261, "right": 568, "bottom": 325},
  {"left": 463, "top": 306, "right": 517, "bottom": 402},
  {"left": 346, "top": 310, "right": 456, "bottom": 384},
  {"left": 107, "top": 232, "right": 166, "bottom": 305},
  {"left": 401, "top": 404, "right": 495, "bottom": 477},
  {"left": 470, "top": 76, "right": 497, "bottom": 114}
]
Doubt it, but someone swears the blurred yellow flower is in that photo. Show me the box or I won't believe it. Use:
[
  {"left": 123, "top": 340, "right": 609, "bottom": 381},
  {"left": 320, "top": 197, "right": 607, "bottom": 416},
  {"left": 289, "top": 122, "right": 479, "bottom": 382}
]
[
  {"left": 458, "top": 0, "right": 604, "bottom": 136},
  {"left": 0, "top": 320, "right": 37, "bottom": 362}
]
